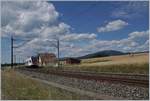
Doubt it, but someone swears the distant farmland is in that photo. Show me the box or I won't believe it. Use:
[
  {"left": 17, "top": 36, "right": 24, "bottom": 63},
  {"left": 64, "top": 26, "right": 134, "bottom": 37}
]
[
  {"left": 63, "top": 53, "right": 149, "bottom": 74},
  {"left": 82, "top": 53, "right": 148, "bottom": 65}
]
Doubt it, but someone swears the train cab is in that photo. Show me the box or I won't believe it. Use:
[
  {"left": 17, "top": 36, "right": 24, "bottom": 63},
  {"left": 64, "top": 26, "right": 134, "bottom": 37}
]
[{"left": 25, "top": 56, "right": 39, "bottom": 68}]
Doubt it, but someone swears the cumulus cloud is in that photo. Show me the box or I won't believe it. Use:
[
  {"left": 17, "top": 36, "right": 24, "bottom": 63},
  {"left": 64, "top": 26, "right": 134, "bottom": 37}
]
[
  {"left": 59, "top": 30, "right": 149, "bottom": 57},
  {"left": 2, "top": 1, "right": 96, "bottom": 58},
  {"left": 41, "top": 22, "right": 71, "bottom": 39},
  {"left": 2, "top": 1, "right": 59, "bottom": 37},
  {"left": 129, "top": 30, "right": 149, "bottom": 39},
  {"left": 111, "top": 1, "right": 149, "bottom": 19},
  {"left": 89, "top": 30, "right": 149, "bottom": 53},
  {"left": 60, "top": 33, "right": 97, "bottom": 41},
  {"left": 97, "top": 20, "right": 128, "bottom": 33}
]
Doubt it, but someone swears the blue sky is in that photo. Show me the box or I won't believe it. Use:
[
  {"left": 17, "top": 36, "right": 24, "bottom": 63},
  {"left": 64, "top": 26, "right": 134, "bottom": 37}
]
[
  {"left": 52, "top": 1, "right": 149, "bottom": 39},
  {"left": 1, "top": 1, "right": 149, "bottom": 64}
]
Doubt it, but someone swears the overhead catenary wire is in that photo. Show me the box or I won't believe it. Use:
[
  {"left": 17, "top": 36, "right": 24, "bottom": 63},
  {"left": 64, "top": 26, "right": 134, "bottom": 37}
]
[{"left": 12, "top": 36, "right": 60, "bottom": 67}]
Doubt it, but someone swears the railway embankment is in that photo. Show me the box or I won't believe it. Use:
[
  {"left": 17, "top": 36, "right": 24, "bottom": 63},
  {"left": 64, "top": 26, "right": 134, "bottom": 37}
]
[{"left": 16, "top": 68, "right": 149, "bottom": 100}]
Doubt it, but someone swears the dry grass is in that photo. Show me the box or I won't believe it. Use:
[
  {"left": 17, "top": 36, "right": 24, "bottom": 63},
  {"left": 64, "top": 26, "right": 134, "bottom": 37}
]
[
  {"left": 1, "top": 69, "right": 90, "bottom": 100},
  {"left": 63, "top": 63, "right": 149, "bottom": 74}
]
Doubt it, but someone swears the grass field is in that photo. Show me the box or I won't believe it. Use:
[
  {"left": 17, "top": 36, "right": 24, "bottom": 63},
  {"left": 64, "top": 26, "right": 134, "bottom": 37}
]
[
  {"left": 1, "top": 69, "right": 90, "bottom": 100},
  {"left": 62, "top": 53, "right": 149, "bottom": 74}
]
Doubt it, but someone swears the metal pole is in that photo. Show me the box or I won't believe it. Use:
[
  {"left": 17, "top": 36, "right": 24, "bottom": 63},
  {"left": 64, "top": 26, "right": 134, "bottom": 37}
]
[
  {"left": 11, "top": 36, "right": 13, "bottom": 68},
  {"left": 14, "top": 55, "right": 16, "bottom": 64},
  {"left": 19, "top": 57, "right": 20, "bottom": 64},
  {"left": 57, "top": 39, "right": 59, "bottom": 67}
]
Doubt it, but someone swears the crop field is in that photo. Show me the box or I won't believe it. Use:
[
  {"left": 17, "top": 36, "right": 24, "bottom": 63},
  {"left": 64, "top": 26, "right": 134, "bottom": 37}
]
[
  {"left": 82, "top": 53, "right": 149, "bottom": 65},
  {"left": 1, "top": 70, "right": 91, "bottom": 100},
  {"left": 62, "top": 53, "right": 149, "bottom": 74}
]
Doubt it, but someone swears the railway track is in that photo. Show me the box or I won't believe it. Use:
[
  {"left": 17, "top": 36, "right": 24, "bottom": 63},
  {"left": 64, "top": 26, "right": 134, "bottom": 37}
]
[{"left": 16, "top": 67, "right": 149, "bottom": 88}]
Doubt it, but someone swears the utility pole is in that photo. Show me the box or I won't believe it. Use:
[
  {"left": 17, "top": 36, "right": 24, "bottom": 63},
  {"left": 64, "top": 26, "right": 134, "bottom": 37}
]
[
  {"left": 11, "top": 35, "right": 13, "bottom": 69},
  {"left": 14, "top": 55, "right": 16, "bottom": 64},
  {"left": 19, "top": 57, "right": 20, "bottom": 64},
  {"left": 57, "top": 39, "right": 60, "bottom": 67}
]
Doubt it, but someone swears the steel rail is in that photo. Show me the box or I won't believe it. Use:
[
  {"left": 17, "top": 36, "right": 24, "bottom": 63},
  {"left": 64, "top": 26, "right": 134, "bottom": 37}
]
[{"left": 16, "top": 67, "right": 149, "bottom": 88}]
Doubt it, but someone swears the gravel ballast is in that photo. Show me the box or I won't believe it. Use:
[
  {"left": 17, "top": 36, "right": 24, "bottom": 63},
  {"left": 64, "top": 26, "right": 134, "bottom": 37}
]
[{"left": 17, "top": 69, "right": 149, "bottom": 100}]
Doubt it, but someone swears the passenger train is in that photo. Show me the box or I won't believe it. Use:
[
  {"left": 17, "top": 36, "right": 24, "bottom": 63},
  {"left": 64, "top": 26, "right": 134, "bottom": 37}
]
[{"left": 25, "top": 56, "right": 39, "bottom": 67}]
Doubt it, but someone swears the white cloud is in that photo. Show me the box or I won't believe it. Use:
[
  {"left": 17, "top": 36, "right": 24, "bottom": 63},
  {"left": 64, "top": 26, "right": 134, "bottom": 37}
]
[
  {"left": 61, "top": 33, "right": 97, "bottom": 41},
  {"left": 41, "top": 22, "right": 71, "bottom": 39},
  {"left": 1, "top": 1, "right": 59, "bottom": 38},
  {"left": 1, "top": 1, "right": 97, "bottom": 58},
  {"left": 129, "top": 30, "right": 149, "bottom": 39},
  {"left": 89, "top": 30, "right": 149, "bottom": 53},
  {"left": 97, "top": 20, "right": 128, "bottom": 33},
  {"left": 111, "top": 2, "right": 149, "bottom": 19},
  {"left": 65, "top": 30, "right": 148, "bottom": 57}
]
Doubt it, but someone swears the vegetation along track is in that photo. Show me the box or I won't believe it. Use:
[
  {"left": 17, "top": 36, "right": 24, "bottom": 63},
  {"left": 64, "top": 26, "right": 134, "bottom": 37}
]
[{"left": 16, "top": 67, "right": 149, "bottom": 88}]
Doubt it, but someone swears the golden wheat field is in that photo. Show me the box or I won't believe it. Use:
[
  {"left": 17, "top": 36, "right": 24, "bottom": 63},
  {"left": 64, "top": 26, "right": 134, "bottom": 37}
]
[
  {"left": 81, "top": 53, "right": 149, "bottom": 66},
  {"left": 63, "top": 53, "right": 149, "bottom": 74}
]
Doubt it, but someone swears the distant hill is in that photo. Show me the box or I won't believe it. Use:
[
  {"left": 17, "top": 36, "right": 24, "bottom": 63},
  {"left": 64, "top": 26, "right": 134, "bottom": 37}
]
[
  {"left": 59, "top": 50, "right": 149, "bottom": 60},
  {"left": 78, "top": 50, "right": 125, "bottom": 59}
]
